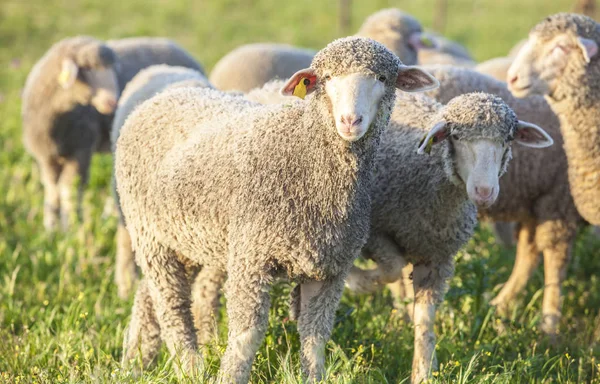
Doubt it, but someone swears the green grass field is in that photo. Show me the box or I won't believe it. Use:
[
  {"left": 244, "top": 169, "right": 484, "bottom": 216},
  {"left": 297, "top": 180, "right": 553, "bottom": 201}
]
[{"left": 2, "top": 0, "right": 600, "bottom": 382}]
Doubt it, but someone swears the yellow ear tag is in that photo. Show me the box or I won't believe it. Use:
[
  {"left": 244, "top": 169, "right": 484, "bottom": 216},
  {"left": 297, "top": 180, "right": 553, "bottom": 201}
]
[
  {"left": 420, "top": 35, "right": 435, "bottom": 48},
  {"left": 292, "top": 78, "right": 310, "bottom": 99},
  {"left": 58, "top": 68, "right": 72, "bottom": 87},
  {"left": 418, "top": 133, "right": 435, "bottom": 155}
]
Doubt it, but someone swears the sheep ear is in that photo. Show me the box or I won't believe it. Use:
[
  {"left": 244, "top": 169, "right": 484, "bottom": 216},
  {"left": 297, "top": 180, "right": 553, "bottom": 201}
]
[
  {"left": 408, "top": 32, "right": 438, "bottom": 51},
  {"left": 514, "top": 120, "right": 554, "bottom": 148},
  {"left": 396, "top": 65, "right": 439, "bottom": 93},
  {"left": 417, "top": 120, "right": 449, "bottom": 155},
  {"left": 280, "top": 68, "right": 317, "bottom": 99},
  {"left": 57, "top": 58, "right": 78, "bottom": 89},
  {"left": 577, "top": 37, "right": 598, "bottom": 63}
]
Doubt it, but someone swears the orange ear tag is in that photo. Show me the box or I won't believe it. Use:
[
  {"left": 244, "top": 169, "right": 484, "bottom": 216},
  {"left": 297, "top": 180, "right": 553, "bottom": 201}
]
[{"left": 292, "top": 78, "right": 310, "bottom": 99}]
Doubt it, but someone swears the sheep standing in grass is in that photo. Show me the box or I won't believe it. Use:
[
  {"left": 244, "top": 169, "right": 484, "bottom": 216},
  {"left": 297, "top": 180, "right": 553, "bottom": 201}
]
[
  {"left": 344, "top": 92, "right": 551, "bottom": 383},
  {"left": 22, "top": 36, "right": 204, "bottom": 231},
  {"left": 508, "top": 13, "right": 600, "bottom": 226},
  {"left": 116, "top": 37, "right": 438, "bottom": 382},
  {"left": 210, "top": 8, "right": 430, "bottom": 92},
  {"left": 406, "top": 65, "right": 582, "bottom": 336},
  {"left": 110, "top": 65, "right": 212, "bottom": 299}
]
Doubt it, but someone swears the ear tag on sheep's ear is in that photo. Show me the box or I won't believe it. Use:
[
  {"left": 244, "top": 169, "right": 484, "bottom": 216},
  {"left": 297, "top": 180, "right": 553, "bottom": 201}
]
[
  {"left": 292, "top": 78, "right": 310, "bottom": 99},
  {"left": 57, "top": 59, "right": 78, "bottom": 89},
  {"left": 418, "top": 134, "right": 435, "bottom": 155},
  {"left": 420, "top": 35, "right": 435, "bottom": 48}
]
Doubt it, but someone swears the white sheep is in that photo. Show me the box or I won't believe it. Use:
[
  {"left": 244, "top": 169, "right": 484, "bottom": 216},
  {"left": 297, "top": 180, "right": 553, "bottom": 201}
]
[
  {"left": 209, "top": 8, "right": 430, "bottom": 93},
  {"left": 344, "top": 91, "right": 551, "bottom": 383},
  {"left": 21, "top": 36, "right": 204, "bottom": 231},
  {"left": 110, "top": 64, "right": 212, "bottom": 299},
  {"left": 115, "top": 37, "right": 438, "bottom": 382}
]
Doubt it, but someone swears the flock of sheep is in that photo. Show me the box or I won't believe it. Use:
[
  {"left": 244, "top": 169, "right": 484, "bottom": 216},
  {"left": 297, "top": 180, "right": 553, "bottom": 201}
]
[{"left": 19, "top": 7, "right": 600, "bottom": 383}]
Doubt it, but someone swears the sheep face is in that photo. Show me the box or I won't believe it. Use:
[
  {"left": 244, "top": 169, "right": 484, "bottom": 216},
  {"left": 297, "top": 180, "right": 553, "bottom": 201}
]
[
  {"left": 507, "top": 23, "right": 598, "bottom": 99},
  {"left": 419, "top": 118, "right": 552, "bottom": 208},
  {"left": 58, "top": 58, "right": 118, "bottom": 115},
  {"left": 84, "top": 67, "right": 119, "bottom": 114},
  {"left": 324, "top": 71, "right": 387, "bottom": 141},
  {"left": 453, "top": 138, "right": 506, "bottom": 207}
]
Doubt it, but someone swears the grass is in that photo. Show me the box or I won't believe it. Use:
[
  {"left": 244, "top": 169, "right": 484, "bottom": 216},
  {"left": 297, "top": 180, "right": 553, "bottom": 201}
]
[{"left": 1, "top": 0, "right": 600, "bottom": 382}]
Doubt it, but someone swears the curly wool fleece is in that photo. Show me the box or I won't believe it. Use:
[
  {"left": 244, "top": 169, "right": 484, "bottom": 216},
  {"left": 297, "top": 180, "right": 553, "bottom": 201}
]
[{"left": 441, "top": 92, "right": 518, "bottom": 143}]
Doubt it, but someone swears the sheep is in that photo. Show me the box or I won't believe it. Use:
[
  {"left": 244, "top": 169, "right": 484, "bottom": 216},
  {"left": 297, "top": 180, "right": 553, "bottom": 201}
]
[
  {"left": 210, "top": 8, "right": 429, "bottom": 92},
  {"left": 209, "top": 43, "right": 316, "bottom": 92},
  {"left": 475, "top": 56, "right": 513, "bottom": 81},
  {"left": 21, "top": 36, "right": 204, "bottom": 232},
  {"left": 343, "top": 91, "right": 551, "bottom": 383},
  {"left": 508, "top": 13, "right": 600, "bottom": 227},
  {"left": 110, "top": 65, "right": 212, "bottom": 300},
  {"left": 115, "top": 36, "right": 438, "bottom": 382},
  {"left": 417, "top": 32, "right": 476, "bottom": 67},
  {"left": 396, "top": 64, "right": 582, "bottom": 337}
]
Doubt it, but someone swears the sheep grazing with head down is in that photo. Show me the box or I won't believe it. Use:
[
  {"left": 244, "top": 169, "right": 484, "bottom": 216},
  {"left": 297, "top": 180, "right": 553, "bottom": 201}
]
[
  {"left": 22, "top": 36, "right": 204, "bottom": 231},
  {"left": 115, "top": 37, "right": 438, "bottom": 383},
  {"left": 508, "top": 13, "right": 600, "bottom": 226},
  {"left": 110, "top": 64, "right": 212, "bottom": 299},
  {"left": 210, "top": 8, "right": 431, "bottom": 92},
  {"left": 343, "top": 91, "right": 551, "bottom": 383}
]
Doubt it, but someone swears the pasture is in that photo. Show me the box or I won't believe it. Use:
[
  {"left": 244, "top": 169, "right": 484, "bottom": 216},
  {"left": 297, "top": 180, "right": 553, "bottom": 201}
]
[{"left": 1, "top": 0, "right": 600, "bottom": 382}]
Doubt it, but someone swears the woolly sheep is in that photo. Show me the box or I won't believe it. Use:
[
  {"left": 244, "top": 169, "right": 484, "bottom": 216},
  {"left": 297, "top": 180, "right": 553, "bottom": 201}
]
[
  {"left": 116, "top": 37, "right": 438, "bottom": 382},
  {"left": 417, "top": 65, "right": 583, "bottom": 336},
  {"left": 508, "top": 13, "right": 600, "bottom": 226},
  {"left": 209, "top": 43, "right": 315, "bottom": 92},
  {"left": 475, "top": 56, "right": 513, "bottom": 81},
  {"left": 418, "top": 32, "right": 476, "bottom": 67},
  {"left": 110, "top": 65, "right": 212, "bottom": 299},
  {"left": 21, "top": 36, "right": 204, "bottom": 231},
  {"left": 345, "top": 92, "right": 551, "bottom": 383},
  {"left": 210, "top": 8, "right": 429, "bottom": 92}
]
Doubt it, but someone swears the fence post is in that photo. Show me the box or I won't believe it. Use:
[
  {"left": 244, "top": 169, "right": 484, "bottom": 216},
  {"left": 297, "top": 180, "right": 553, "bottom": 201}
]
[{"left": 339, "top": 0, "right": 352, "bottom": 35}]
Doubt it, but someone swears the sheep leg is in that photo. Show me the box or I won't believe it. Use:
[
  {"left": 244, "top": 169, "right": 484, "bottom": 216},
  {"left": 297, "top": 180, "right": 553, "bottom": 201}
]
[
  {"left": 387, "top": 262, "right": 415, "bottom": 322},
  {"left": 490, "top": 220, "right": 539, "bottom": 317},
  {"left": 536, "top": 221, "right": 574, "bottom": 337},
  {"left": 115, "top": 222, "right": 136, "bottom": 299},
  {"left": 38, "top": 157, "right": 62, "bottom": 231},
  {"left": 122, "top": 278, "right": 162, "bottom": 372},
  {"left": 142, "top": 245, "right": 201, "bottom": 376},
  {"left": 346, "top": 235, "right": 405, "bottom": 293},
  {"left": 192, "top": 266, "right": 225, "bottom": 345},
  {"left": 218, "top": 268, "right": 271, "bottom": 383},
  {"left": 58, "top": 151, "right": 91, "bottom": 230},
  {"left": 411, "top": 260, "right": 453, "bottom": 384},
  {"left": 297, "top": 275, "right": 345, "bottom": 382}
]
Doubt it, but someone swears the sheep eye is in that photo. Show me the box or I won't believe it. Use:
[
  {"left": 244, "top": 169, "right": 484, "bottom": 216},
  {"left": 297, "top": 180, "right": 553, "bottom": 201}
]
[{"left": 378, "top": 75, "right": 387, "bottom": 82}]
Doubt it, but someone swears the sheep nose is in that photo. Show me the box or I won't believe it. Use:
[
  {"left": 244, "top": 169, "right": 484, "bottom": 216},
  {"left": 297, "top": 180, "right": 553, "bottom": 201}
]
[
  {"left": 340, "top": 114, "right": 363, "bottom": 127},
  {"left": 475, "top": 186, "right": 493, "bottom": 199},
  {"left": 105, "top": 98, "right": 117, "bottom": 111},
  {"left": 508, "top": 75, "right": 518, "bottom": 85}
]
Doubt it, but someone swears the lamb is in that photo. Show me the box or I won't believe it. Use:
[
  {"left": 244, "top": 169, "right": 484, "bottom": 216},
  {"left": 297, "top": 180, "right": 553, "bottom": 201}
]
[
  {"left": 400, "top": 64, "right": 582, "bottom": 336},
  {"left": 115, "top": 37, "right": 438, "bottom": 382},
  {"left": 508, "top": 13, "right": 600, "bottom": 226},
  {"left": 21, "top": 36, "right": 204, "bottom": 231},
  {"left": 210, "top": 8, "right": 430, "bottom": 92},
  {"left": 110, "top": 65, "right": 212, "bottom": 299},
  {"left": 344, "top": 92, "right": 551, "bottom": 383}
]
